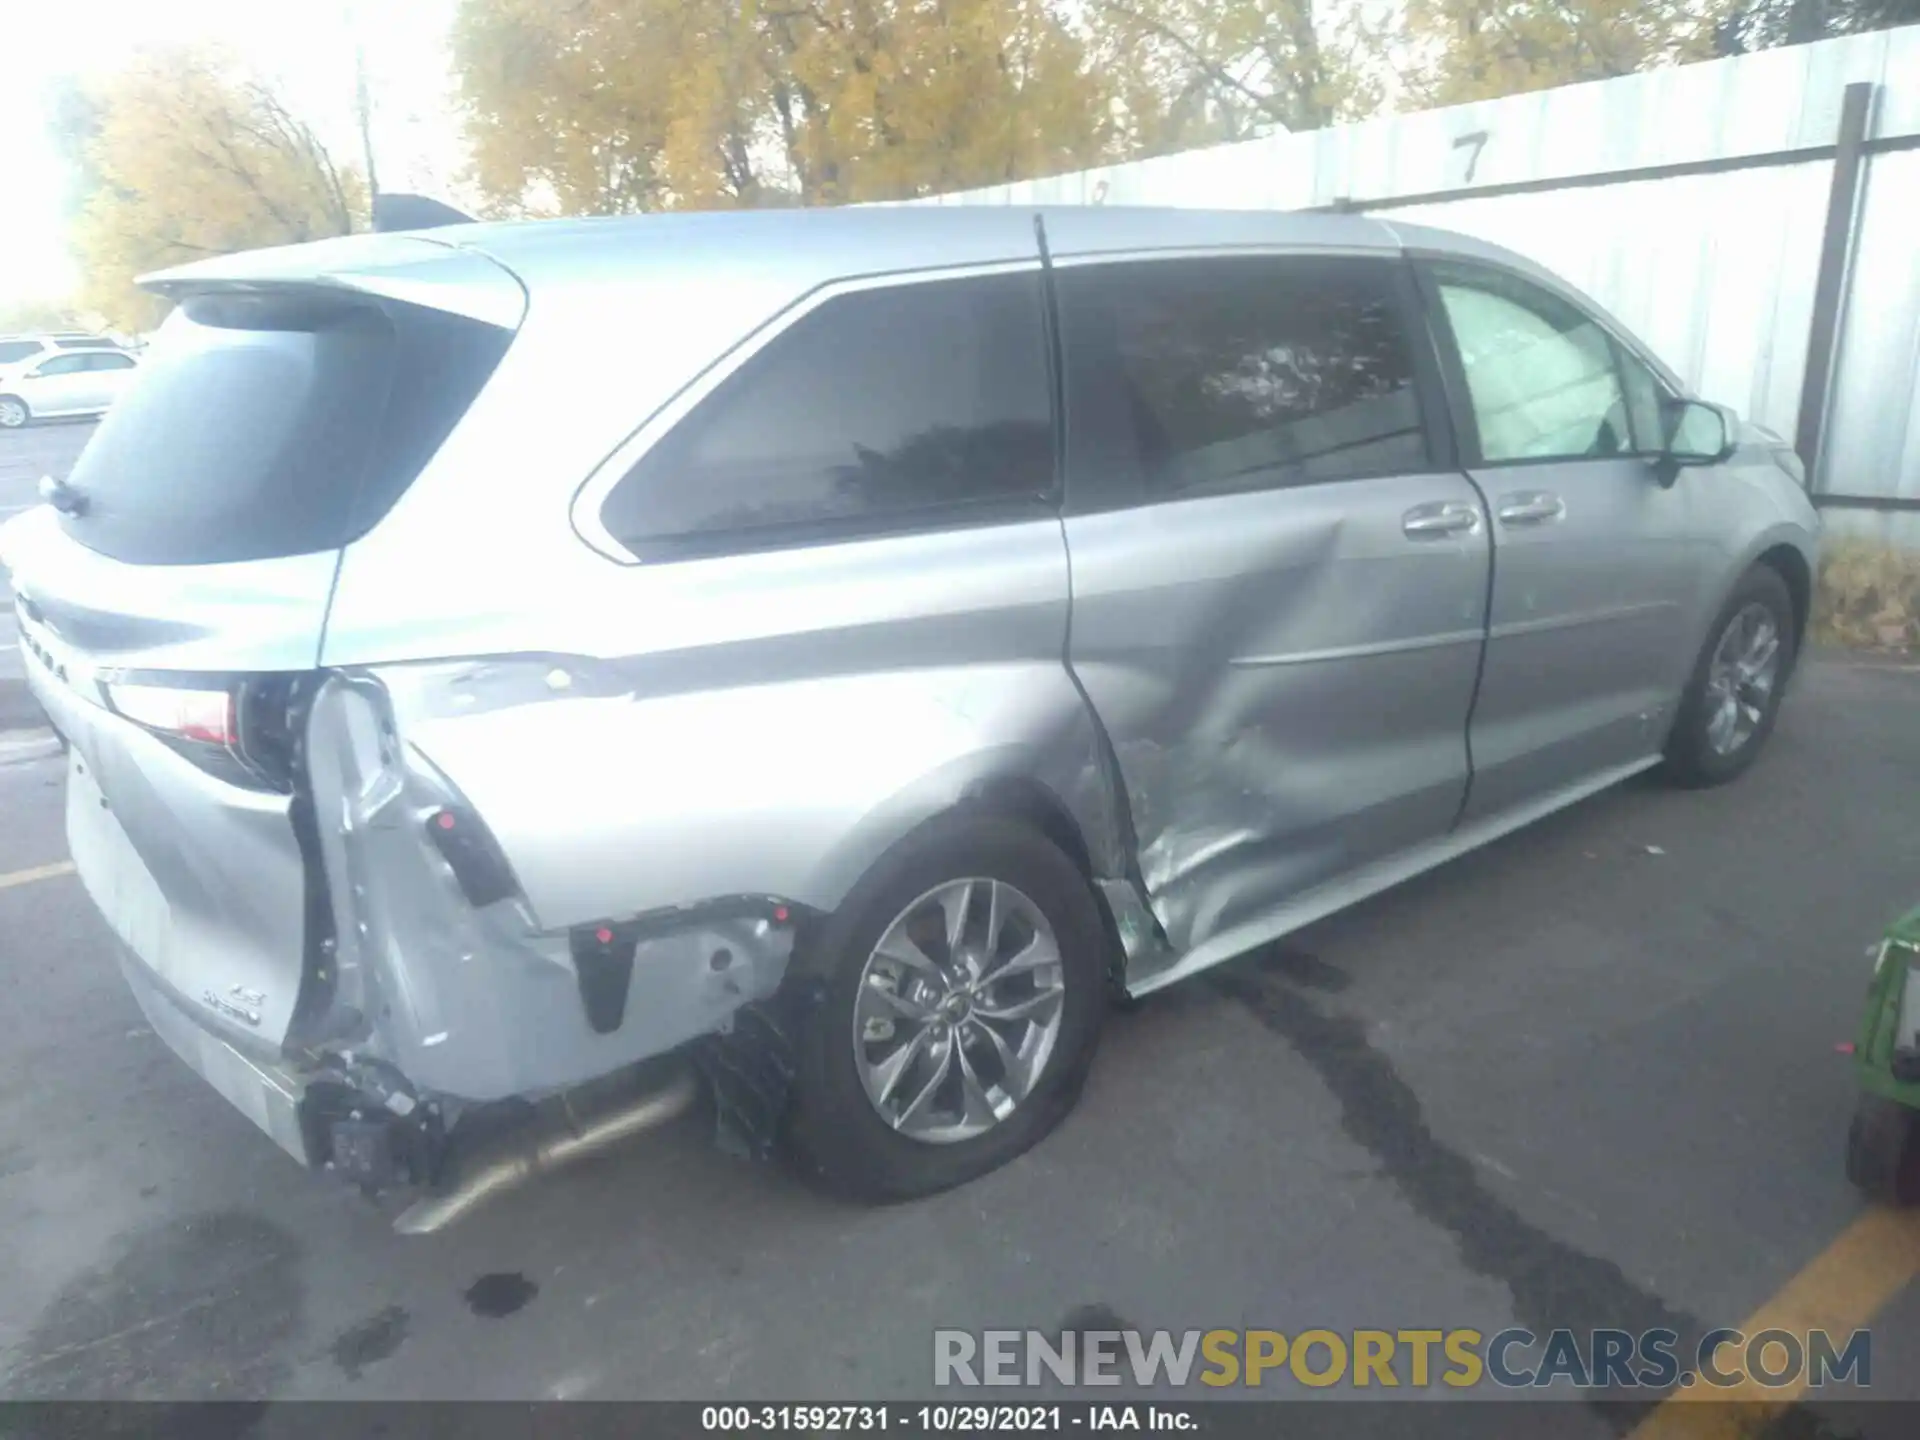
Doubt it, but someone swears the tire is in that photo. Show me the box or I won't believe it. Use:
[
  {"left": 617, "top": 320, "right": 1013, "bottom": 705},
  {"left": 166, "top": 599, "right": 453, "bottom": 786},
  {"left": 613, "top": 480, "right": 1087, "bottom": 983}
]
[
  {"left": 1661, "top": 564, "right": 1797, "bottom": 788},
  {"left": 1846, "top": 1094, "right": 1920, "bottom": 1205},
  {"left": 0, "top": 396, "right": 28, "bottom": 430},
  {"left": 782, "top": 814, "right": 1108, "bottom": 1202}
]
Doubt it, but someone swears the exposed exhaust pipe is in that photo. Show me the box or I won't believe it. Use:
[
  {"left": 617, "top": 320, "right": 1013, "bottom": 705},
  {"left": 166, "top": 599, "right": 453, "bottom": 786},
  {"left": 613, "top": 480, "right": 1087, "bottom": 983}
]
[{"left": 393, "top": 1064, "right": 700, "bottom": 1234}]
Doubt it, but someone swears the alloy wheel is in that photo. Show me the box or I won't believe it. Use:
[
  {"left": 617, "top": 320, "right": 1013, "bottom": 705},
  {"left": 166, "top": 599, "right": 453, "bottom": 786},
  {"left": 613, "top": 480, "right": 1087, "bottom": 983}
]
[
  {"left": 852, "top": 876, "right": 1066, "bottom": 1144},
  {"left": 1703, "top": 601, "right": 1782, "bottom": 756}
]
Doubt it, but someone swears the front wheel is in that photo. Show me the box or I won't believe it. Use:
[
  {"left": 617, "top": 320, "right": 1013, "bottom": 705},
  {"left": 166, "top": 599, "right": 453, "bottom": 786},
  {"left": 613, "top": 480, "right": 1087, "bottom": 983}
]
[
  {"left": 783, "top": 815, "right": 1109, "bottom": 1201},
  {"left": 1662, "top": 565, "right": 1797, "bottom": 788},
  {"left": 0, "top": 397, "right": 29, "bottom": 429}
]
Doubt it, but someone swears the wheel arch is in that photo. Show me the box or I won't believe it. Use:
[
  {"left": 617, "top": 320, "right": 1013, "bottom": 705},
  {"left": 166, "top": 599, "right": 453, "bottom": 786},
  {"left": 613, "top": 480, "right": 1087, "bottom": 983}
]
[
  {"left": 1755, "top": 541, "right": 1812, "bottom": 652},
  {"left": 1684, "top": 525, "right": 1818, "bottom": 683}
]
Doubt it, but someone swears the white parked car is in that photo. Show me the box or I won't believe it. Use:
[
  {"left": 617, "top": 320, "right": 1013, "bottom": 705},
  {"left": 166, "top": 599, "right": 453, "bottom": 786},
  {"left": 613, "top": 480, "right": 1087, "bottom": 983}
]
[
  {"left": 0, "top": 332, "right": 127, "bottom": 367},
  {"left": 0, "top": 348, "right": 141, "bottom": 428}
]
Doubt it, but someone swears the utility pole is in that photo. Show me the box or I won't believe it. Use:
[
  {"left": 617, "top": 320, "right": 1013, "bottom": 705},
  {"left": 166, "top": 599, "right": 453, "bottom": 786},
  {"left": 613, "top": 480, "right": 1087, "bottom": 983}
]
[
  {"left": 356, "top": 42, "right": 380, "bottom": 198},
  {"left": 345, "top": 0, "right": 380, "bottom": 202}
]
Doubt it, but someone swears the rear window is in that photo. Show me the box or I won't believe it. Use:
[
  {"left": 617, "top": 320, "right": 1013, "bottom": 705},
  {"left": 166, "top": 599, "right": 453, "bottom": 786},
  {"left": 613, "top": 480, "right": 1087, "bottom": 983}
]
[
  {"left": 59, "top": 293, "right": 514, "bottom": 566},
  {"left": 0, "top": 341, "right": 43, "bottom": 365}
]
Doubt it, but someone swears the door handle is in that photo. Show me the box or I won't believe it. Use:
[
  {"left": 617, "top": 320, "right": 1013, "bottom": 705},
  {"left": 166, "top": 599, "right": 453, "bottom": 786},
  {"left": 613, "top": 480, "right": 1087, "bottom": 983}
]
[
  {"left": 1495, "top": 491, "right": 1566, "bottom": 526},
  {"left": 1402, "top": 501, "right": 1481, "bottom": 539}
]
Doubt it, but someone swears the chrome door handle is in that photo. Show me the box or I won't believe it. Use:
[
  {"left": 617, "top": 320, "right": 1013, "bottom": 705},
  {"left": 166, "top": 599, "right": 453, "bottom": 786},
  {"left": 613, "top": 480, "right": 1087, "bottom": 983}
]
[
  {"left": 1496, "top": 491, "right": 1566, "bottom": 525},
  {"left": 1402, "top": 501, "right": 1481, "bottom": 539}
]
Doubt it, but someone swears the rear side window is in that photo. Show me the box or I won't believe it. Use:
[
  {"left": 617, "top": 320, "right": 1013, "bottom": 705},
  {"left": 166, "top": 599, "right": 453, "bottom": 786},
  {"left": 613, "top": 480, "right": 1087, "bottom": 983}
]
[
  {"left": 1057, "top": 254, "right": 1430, "bottom": 507},
  {"left": 87, "top": 352, "right": 136, "bottom": 371},
  {"left": 599, "top": 271, "right": 1054, "bottom": 558},
  {"left": 59, "top": 294, "right": 513, "bottom": 566},
  {"left": 0, "top": 341, "right": 43, "bottom": 365}
]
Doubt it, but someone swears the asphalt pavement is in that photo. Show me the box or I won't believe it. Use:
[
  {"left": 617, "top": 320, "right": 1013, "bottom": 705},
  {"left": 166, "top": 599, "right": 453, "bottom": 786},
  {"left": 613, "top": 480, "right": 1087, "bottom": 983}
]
[{"left": 2, "top": 420, "right": 1920, "bottom": 1431}]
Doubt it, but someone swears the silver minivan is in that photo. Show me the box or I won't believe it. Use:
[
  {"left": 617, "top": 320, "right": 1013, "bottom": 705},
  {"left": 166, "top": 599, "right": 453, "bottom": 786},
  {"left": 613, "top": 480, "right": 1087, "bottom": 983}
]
[{"left": 7, "top": 207, "right": 1819, "bottom": 1215}]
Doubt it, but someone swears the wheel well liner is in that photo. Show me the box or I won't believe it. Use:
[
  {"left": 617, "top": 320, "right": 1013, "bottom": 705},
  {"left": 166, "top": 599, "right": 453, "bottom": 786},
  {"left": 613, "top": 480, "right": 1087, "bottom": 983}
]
[
  {"left": 956, "top": 775, "right": 1099, "bottom": 879},
  {"left": 1756, "top": 543, "right": 1812, "bottom": 651}
]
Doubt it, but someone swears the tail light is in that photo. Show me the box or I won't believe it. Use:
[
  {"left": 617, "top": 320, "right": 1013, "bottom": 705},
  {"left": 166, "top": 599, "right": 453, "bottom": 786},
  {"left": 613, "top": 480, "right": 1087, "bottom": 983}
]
[
  {"left": 100, "top": 672, "right": 306, "bottom": 792},
  {"left": 103, "top": 681, "right": 237, "bottom": 745}
]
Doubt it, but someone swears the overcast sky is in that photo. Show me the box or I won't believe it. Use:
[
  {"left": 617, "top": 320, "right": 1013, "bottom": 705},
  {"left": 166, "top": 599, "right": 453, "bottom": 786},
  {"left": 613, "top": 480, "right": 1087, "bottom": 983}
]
[{"left": 0, "top": 0, "right": 465, "bottom": 308}]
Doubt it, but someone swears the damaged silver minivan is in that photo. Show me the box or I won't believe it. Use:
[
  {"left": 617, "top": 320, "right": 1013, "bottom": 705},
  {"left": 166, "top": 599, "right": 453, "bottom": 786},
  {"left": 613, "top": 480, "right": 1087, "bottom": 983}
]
[{"left": 8, "top": 207, "right": 1818, "bottom": 1218}]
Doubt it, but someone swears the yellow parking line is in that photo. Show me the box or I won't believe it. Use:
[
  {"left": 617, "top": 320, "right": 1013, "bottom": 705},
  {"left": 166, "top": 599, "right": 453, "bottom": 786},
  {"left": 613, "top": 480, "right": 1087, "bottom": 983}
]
[
  {"left": 1630, "top": 1205, "right": 1920, "bottom": 1439},
  {"left": 0, "top": 859, "right": 76, "bottom": 891}
]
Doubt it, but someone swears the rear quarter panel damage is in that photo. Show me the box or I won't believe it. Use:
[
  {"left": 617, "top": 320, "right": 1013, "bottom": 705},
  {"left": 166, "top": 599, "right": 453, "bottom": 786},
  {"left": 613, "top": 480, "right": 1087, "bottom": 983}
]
[
  {"left": 308, "top": 518, "right": 1124, "bottom": 1095},
  {"left": 304, "top": 675, "right": 801, "bottom": 1101},
  {"left": 373, "top": 648, "right": 1115, "bottom": 931}
]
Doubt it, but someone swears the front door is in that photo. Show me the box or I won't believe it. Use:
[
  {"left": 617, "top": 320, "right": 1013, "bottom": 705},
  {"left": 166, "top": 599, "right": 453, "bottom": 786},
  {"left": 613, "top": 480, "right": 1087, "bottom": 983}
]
[
  {"left": 1053, "top": 250, "right": 1489, "bottom": 962},
  {"left": 1420, "top": 259, "right": 1709, "bottom": 823}
]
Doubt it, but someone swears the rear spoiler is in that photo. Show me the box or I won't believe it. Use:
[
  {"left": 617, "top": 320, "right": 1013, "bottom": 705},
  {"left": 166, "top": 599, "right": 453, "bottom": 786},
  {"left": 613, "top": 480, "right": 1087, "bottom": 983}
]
[{"left": 138, "top": 222, "right": 526, "bottom": 332}]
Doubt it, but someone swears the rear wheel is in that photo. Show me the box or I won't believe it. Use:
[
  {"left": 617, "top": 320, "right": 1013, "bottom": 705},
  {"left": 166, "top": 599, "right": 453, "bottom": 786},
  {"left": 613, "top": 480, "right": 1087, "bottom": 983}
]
[
  {"left": 1662, "top": 565, "right": 1796, "bottom": 787},
  {"left": 783, "top": 815, "right": 1108, "bottom": 1201},
  {"left": 0, "top": 397, "right": 28, "bottom": 429}
]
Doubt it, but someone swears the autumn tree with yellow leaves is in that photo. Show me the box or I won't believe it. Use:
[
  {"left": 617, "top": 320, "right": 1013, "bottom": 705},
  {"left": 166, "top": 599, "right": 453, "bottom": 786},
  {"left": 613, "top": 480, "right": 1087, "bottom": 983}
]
[
  {"left": 451, "top": 0, "right": 1117, "bottom": 213},
  {"left": 1088, "top": 0, "right": 1386, "bottom": 151},
  {"left": 450, "top": 0, "right": 1769, "bottom": 218},
  {"left": 63, "top": 50, "right": 365, "bottom": 331},
  {"left": 1396, "top": 0, "right": 1724, "bottom": 107}
]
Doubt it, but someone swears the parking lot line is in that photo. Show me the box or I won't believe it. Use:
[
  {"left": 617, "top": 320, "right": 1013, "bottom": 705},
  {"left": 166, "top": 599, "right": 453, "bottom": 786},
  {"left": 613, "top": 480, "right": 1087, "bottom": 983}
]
[
  {"left": 0, "top": 859, "right": 75, "bottom": 891},
  {"left": 1630, "top": 1205, "right": 1920, "bottom": 1438}
]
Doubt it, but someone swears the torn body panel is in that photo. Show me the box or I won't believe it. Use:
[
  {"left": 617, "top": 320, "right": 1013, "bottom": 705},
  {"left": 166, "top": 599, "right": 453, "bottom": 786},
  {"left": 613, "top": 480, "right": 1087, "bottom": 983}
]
[
  {"left": 301, "top": 674, "right": 796, "bottom": 1103},
  {"left": 319, "top": 511, "right": 1120, "bottom": 922},
  {"left": 301, "top": 513, "right": 1118, "bottom": 1104}
]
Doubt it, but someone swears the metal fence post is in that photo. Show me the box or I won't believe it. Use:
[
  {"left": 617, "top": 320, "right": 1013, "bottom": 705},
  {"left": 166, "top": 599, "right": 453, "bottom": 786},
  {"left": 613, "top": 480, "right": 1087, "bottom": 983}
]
[{"left": 1795, "top": 80, "right": 1875, "bottom": 492}]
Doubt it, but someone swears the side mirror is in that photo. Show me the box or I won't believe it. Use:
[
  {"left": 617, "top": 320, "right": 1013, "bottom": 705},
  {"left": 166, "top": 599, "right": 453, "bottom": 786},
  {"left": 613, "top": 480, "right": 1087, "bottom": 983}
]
[{"left": 1655, "top": 399, "right": 1737, "bottom": 487}]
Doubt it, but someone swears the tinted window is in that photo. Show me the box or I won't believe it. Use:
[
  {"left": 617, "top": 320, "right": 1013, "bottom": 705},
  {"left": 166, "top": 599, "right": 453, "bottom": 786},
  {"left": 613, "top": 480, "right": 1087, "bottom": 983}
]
[
  {"left": 1432, "top": 263, "right": 1637, "bottom": 463},
  {"left": 54, "top": 336, "right": 112, "bottom": 349},
  {"left": 0, "top": 341, "right": 43, "bottom": 365},
  {"left": 87, "top": 352, "right": 136, "bottom": 371},
  {"left": 1056, "top": 255, "right": 1429, "bottom": 505},
  {"left": 600, "top": 271, "right": 1053, "bottom": 555},
  {"left": 60, "top": 294, "right": 513, "bottom": 565},
  {"left": 36, "top": 354, "right": 90, "bottom": 376}
]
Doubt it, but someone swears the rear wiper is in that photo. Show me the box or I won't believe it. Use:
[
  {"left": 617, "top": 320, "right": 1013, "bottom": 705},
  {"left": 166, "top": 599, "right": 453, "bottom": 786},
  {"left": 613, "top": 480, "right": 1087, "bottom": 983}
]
[{"left": 38, "top": 475, "right": 88, "bottom": 517}]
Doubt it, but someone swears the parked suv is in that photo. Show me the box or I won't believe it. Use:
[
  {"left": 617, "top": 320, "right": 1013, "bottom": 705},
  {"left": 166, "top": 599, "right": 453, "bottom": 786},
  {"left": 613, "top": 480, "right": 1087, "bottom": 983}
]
[{"left": 6, "top": 209, "right": 1818, "bottom": 1213}]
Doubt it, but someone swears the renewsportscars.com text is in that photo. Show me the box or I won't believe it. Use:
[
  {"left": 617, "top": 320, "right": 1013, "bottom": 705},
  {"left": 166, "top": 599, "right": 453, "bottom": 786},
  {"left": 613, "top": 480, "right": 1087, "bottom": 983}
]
[{"left": 933, "top": 1327, "right": 1871, "bottom": 1390}]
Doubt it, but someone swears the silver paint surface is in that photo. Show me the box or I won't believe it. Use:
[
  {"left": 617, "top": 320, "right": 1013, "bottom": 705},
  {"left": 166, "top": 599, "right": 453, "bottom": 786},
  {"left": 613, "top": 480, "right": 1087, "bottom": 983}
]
[
  {"left": 1064, "top": 471, "right": 1489, "bottom": 955},
  {"left": 5, "top": 206, "right": 1820, "bottom": 1161}
]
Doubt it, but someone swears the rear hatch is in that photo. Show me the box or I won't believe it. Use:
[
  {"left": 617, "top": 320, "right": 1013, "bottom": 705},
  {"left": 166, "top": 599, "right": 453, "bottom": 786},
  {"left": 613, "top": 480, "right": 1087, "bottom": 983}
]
[{"left": 7, "top": 235, "right": 524, "bottom": 1057}]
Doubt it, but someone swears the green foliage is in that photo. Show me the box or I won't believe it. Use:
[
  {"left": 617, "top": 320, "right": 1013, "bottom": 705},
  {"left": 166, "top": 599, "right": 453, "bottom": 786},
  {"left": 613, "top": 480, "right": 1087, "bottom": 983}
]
[{"left": 1716, "top": 0, "right": 1920, "bottom": 55}]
